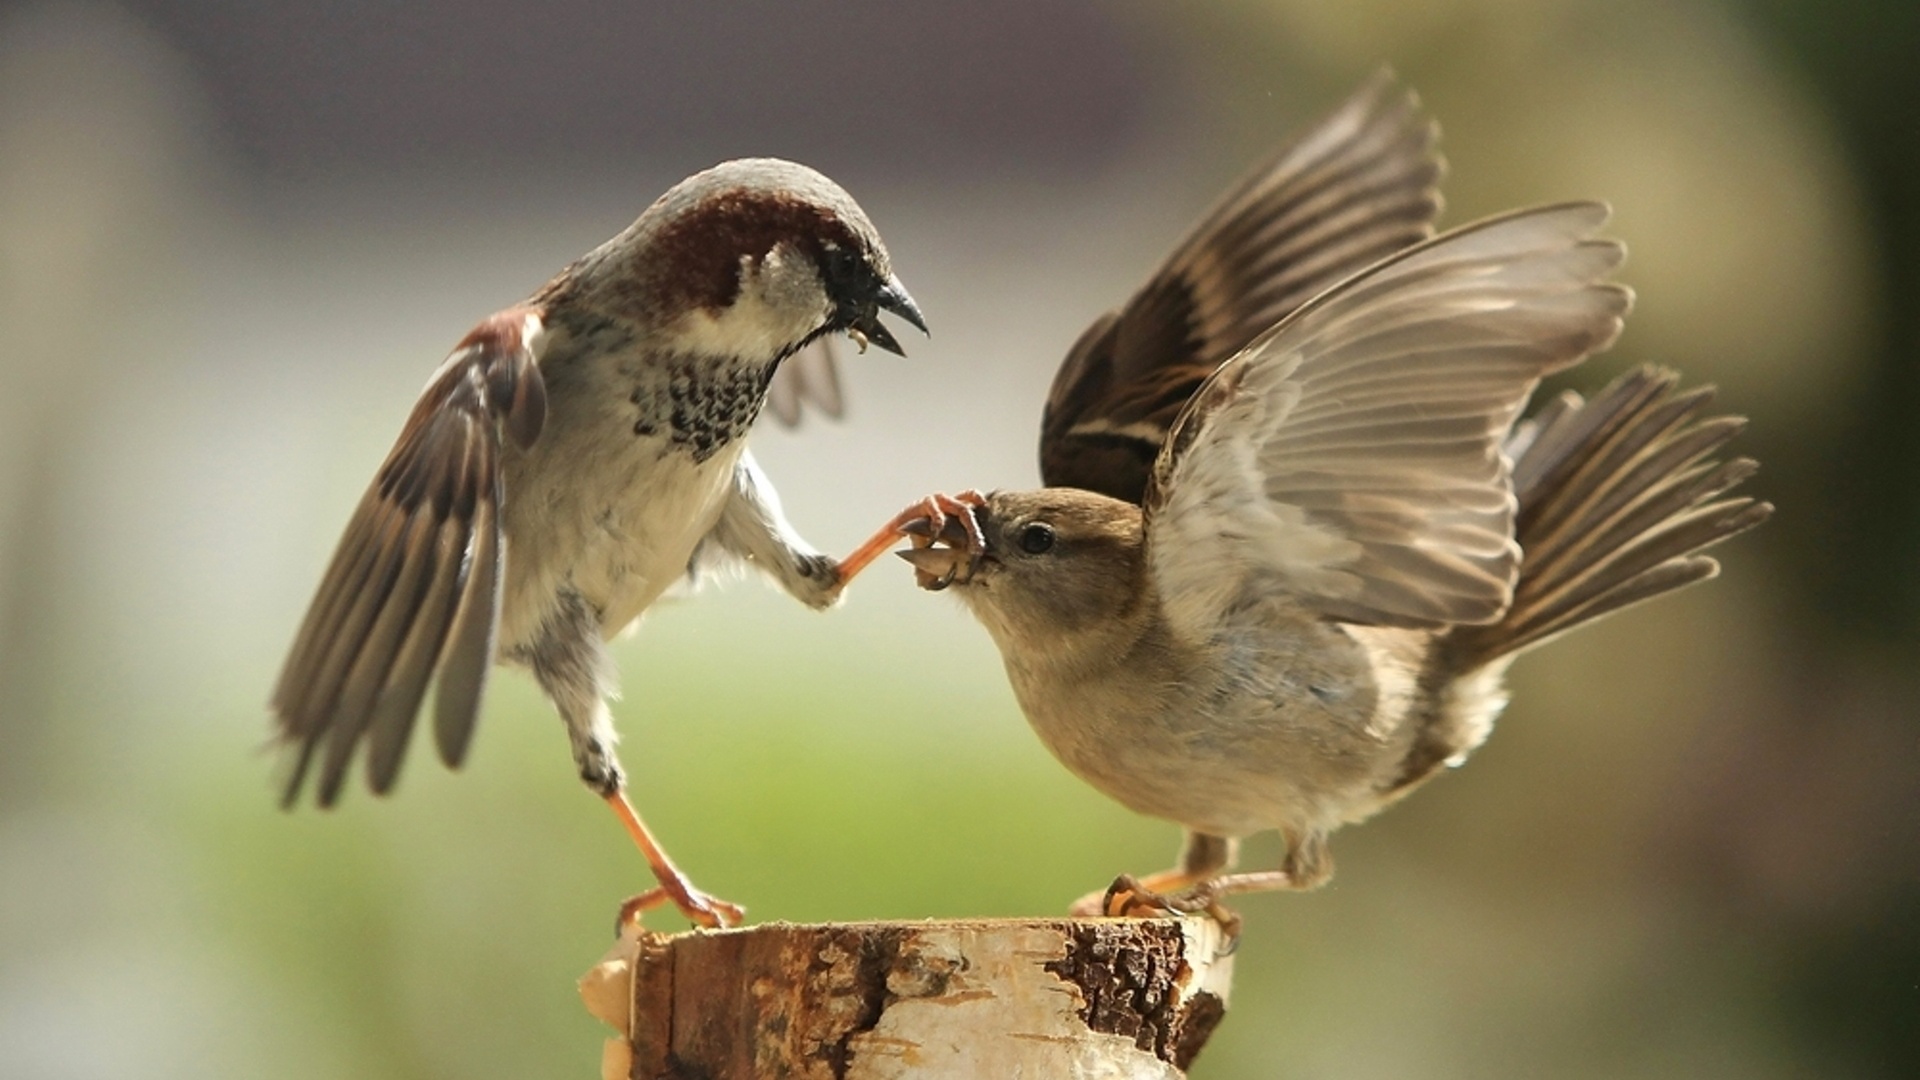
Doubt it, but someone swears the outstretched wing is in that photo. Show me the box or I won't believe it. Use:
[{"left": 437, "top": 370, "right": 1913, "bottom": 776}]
[
  {"left": 271, "top": 308, "right": 548, "bottom": 806},
  {"left": 1143, "top": 204, "right": 1633, "bottom": 639},
  {"left": 1040, "top": 70, "right": 1444, "bottom": 504}
]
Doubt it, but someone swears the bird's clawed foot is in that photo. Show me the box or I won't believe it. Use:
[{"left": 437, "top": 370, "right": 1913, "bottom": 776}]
[
  {"left": 835, "top": 489, "right": 989, "bottom": 587},
  {"left": 1071, "top": 873, "right": 1242, "bottom": 938},
  {"left": 615, "top": 879, "right": 747, "bottom": 934},
  {"left": 1096, "top": 873, "right": 1214, "bottom": 917},
  {"left": 603, "top": 791, "right": 746, "bottom": 931},
  {"left": 894, "top": 491, "right": 989, "bottom": 590}
]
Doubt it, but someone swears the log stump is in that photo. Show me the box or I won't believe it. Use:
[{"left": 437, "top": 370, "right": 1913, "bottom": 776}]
[{"left": 581, "top": 917, "right": 1236, "bottom": 1079}]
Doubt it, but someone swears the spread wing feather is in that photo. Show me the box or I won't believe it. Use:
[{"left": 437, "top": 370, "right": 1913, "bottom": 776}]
[
  {"left": 271, "top": 309, "right": 545, "bottom": 806},
  {"left": 1448, "top": 366, "right": 1773, "bottom": 662},
  {"left": 1143, "top": 204, "right": 1633, "bottom": 638},
  {"left": 1040, "top": 70, "right": 1445, "bottom": 503}
]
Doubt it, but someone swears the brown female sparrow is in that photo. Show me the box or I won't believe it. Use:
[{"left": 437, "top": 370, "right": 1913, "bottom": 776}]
[
  {"left": 271, "top": 158, "right": 925, "bottom": 928},
  {"left": 837, "top": 79, "right": 1770, "bottom": 919}
]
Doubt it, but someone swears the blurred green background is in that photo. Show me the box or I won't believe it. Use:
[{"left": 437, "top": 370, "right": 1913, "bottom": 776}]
[{"left": 1, "top": 1, "right": 1915, "bottom": 1077}]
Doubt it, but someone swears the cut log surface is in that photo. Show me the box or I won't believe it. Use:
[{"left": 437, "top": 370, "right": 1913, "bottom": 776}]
[{"left": 580, "top": 917, "right": 1236, "bottom": 1080}]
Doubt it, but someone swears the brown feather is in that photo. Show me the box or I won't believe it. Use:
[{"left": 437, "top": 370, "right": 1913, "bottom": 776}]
[
  {"left": 1447, "top": 366, "right": 1773, "bottom": 666},
  {"left": 1143, "top": 204, "right": 1630, "bottom": 633},
  {"left": 433, "top": 487, "right": 500, "bottom": 769},
  {"left": 1041, "top": 70, "right": 1444, "bottom": 502},
  {"left": 365, "top": 429, "right": 484, "bottom": 793},
  {"left": 271, "top": 308, "right": 544, "bottom": 806}
]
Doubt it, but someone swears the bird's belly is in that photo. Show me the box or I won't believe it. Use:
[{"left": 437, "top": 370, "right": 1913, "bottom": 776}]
[
  {"left": 1008, "top": 644, "right": 1409, "bottom": 839},
  {"left": 498, "top": 437, "right": 744, "bottom": 648},
  {"left": 1039, "top": 717, "right": 1336, "bottom": 838}
]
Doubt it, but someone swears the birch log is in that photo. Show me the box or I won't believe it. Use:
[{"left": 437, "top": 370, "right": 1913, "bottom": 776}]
[{"left": 581, "top": 917, "right": 1235, "bottom": 1079}]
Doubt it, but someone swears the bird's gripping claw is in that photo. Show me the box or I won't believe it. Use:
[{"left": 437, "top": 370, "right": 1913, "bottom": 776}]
[{"left": 833, "top": 490, "right": 989, "bottom": 589}]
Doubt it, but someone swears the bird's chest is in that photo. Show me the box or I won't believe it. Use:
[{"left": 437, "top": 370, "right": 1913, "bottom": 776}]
[{"left": 499, "top": 345, "right": 771, "bottom": 644}]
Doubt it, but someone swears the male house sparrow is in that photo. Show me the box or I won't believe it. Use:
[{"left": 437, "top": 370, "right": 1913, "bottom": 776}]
[
  {"left": 271, "top": 158, "right": 925, "bottom": 928},
  {"left": 846, "top": 82, "right": 1770, "bottom": 917}
]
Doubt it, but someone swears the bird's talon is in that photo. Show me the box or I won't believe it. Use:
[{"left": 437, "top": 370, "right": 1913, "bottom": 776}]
[
  {"left": 712, "top": 898, "right": 747, "bottom": 927},
  {"left": 1103, "top": 875, "right": 1186, "bottom": 919},
  {"left": 673, "top": 888, "right": 746, "bottom": 930},
  {"left": 839, "top": 492, "right": 982, "bottom": 586},
  {"left": 1205, "top": 900, "right": 1244, "bottom": 943},
  {"left": 1072, "top": 873, "right": 1235, "bottom": 929},
  {"left": 614, "top": 887, "right": 669, "bottom": 936},
  {"left": 614, "top": 883, "right": 744, "bottom": 933}
]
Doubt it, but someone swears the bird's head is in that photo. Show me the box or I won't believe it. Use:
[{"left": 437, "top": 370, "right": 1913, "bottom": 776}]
[
  {"left": 897, "top": 489, "right": 1149, "bottom": 652},
  {"left": 597, "top": 157, "right": 925, "bottom": 363}
]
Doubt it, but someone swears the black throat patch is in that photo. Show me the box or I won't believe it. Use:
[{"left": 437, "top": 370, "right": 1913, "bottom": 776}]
[{"left": 629, "top": 355, "right": 775, "bottom": 462}]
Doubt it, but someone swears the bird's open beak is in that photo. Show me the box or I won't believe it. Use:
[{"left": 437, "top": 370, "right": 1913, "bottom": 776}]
[
  {"left": 896, "top": 511, "right": 980, "bottom": 590},
  {"left": 850, "top": 274, "right": 927, "bottom": 356}
]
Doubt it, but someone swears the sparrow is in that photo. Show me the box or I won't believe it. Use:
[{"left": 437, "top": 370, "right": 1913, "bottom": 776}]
[
  {"left": 843, "top": 80, "right": 1771, "bottom": 919},
  {"left": 270, "top": 158, "right": 926, "bottom": 928}
]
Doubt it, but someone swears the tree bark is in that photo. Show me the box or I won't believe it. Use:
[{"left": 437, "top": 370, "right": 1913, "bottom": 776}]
[{"left": 580, "top": 917, "right": 1235, "bottom": 1079}]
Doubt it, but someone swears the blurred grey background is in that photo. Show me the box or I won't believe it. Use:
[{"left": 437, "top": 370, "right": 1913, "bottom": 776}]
[{"left": 1, "top": 1, "right": 1915, "bottom": 1077}]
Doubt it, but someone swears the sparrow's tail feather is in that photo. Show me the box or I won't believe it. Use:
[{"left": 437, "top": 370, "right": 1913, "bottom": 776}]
[{"left": 1447, "top": 365, "right": 1772, "bottom": 669}]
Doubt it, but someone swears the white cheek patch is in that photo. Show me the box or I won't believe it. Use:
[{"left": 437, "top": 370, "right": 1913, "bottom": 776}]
[{"left": 668, "top": 247, "right": 831, "bottom": 360}]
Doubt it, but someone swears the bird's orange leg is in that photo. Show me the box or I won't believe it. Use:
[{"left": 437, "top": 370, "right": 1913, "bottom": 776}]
[
  {"left": 607, "top": 791, "right": 745, "bottom": 931},
  {"left": 833, "top": 490, "right": 987, "bottom": 584}
]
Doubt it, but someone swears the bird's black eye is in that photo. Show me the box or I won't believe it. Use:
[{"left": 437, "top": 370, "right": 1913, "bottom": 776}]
[
  {"left": 1018, "top": 522, "right": 1056, "bottom": 555},
  {"left": 821, "top": 243, "right": 860, "bottom": 284}
]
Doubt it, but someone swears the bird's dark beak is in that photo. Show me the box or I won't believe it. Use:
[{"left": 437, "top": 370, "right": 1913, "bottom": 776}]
[
  {"left": 896, "top": 545, "right": 971, "bottom": 591},
  {"left": 879, "top": 275, "right": 928, "bottom": 335},
  {"left": 850, "top": 274, "right": 927, "bottom": 356}
]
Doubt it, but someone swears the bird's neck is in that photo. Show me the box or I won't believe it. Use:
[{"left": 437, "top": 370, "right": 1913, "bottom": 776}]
[{"left": 980, "top": 588, "right": 1183, "bottom": 693}]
